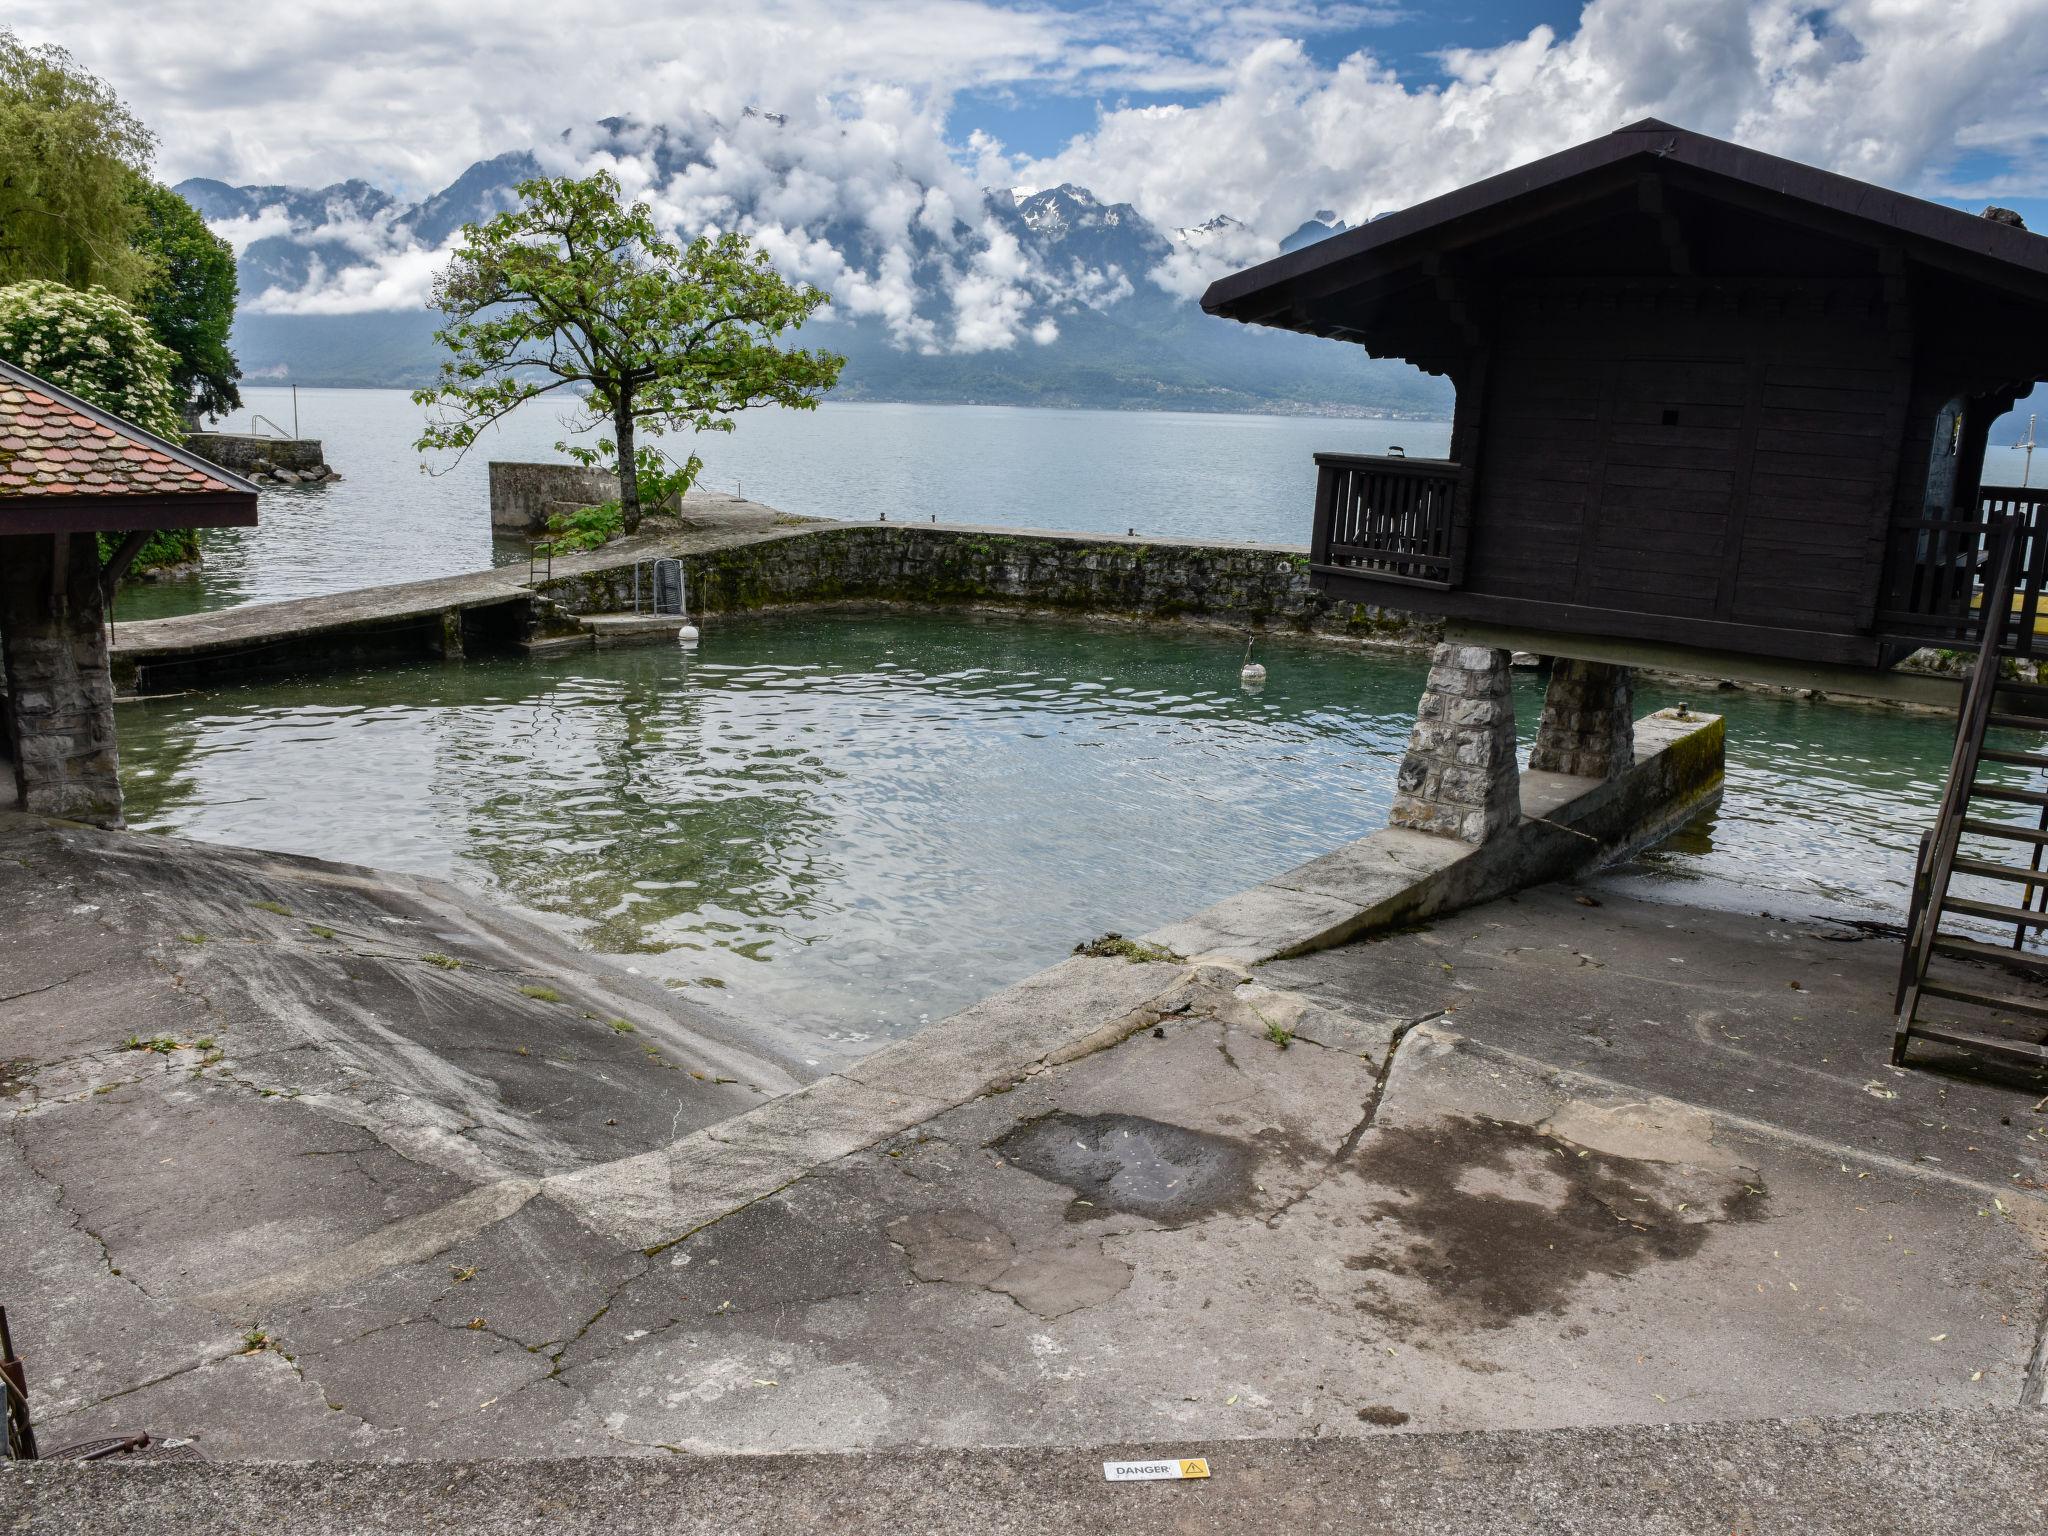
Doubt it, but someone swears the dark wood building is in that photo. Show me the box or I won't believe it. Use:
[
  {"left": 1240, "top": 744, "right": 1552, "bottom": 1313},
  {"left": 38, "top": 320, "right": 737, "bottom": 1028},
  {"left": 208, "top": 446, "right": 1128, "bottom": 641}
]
[
  {"left": 0, "top": 359, "right": 258, "bottom": 826},
  {"left": 1202, "top": 119, "right": 2048, "bottom": 674}
]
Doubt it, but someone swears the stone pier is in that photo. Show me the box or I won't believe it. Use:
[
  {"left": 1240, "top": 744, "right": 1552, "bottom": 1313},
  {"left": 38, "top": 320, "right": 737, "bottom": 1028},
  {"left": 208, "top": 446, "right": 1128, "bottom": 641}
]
[
  {"left": 0, "top": 533, "right": 122, "bottom": 826},
  {"left": 1389, "top": 642, "right": 1521, "bottom": 844},
  {"left": 1530, "top": 658, "right": 1635, "bottom": 780}
]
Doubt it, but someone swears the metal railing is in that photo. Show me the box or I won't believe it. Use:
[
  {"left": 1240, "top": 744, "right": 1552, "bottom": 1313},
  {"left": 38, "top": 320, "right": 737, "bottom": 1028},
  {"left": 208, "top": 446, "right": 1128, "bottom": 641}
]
[{"left": 1311, "top": 452, "right": 1461, "bottom": 589}]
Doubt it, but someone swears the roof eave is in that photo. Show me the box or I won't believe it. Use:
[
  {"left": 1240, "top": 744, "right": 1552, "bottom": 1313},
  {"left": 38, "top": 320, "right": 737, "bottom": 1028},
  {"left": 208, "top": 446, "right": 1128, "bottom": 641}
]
[
  {"left": 0, "top": 493, "right": 260, "bottom": 534},
  {"left": 1200, "top": 119, "right": 2048, "bottom": 325}
]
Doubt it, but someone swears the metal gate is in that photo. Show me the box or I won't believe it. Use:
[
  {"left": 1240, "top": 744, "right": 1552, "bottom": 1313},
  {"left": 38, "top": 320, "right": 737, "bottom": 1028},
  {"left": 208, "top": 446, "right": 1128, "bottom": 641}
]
[{"left": 652, "top": 558, "right": 684, "bottom": 616}]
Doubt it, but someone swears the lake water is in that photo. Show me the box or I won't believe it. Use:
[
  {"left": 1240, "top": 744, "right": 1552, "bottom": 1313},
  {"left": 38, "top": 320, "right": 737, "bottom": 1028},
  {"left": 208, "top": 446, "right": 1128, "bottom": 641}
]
[
  {"left": 114, "top": 388, "right": 1452, "bottom": 621},
  {"left": 106, "top": 388, "right": 2043, "bottom": 1060},
  {"left": 114, "top": 608, "right": 2004, "bottom": 1062}
]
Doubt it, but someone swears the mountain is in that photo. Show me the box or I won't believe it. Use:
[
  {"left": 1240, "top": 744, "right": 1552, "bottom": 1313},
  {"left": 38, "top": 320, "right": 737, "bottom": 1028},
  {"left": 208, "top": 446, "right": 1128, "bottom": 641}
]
[
  {"left": 183, "top": 124, "right": 1449, "bottom": 418},
  {"left": 1281, "top": 210, "right": 1350, "bottom": 254}
]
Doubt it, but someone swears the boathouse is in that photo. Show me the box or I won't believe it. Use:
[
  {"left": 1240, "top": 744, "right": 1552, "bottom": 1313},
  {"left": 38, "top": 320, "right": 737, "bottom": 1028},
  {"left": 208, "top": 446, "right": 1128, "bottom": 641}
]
[
  {"left": 1204, "top": 119, "right": 2048, "bottom": 673},
  {"left": 1204, "top": 121, "right": 2048, "bottom": 1069},
  {"left": 0, "top": 359, "right": 258, "bottom": 826}
]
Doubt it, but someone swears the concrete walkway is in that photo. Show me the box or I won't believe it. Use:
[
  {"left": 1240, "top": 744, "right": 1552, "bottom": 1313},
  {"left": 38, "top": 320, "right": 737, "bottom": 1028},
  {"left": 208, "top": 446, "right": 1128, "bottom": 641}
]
[
  {"left": 106, "top": 494, "right": 806, "bottom": 684},
  {"left": 6, "top": 805, "right": 2043, "bottom": 1466},
  {"left": 7, "top": 1408, "right": 2044, "bottom": 1533}
]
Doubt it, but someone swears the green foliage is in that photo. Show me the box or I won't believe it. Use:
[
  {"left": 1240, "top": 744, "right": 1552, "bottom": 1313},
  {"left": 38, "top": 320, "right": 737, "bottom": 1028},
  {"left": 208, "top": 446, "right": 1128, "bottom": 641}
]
[
  {"left": 1071, "top": 932, "right": 1184, "bottom": 964},
  {"left": 97, "top": 527, "right": 198, "bottom": 578},
  {"left": 542, "top": 502, "right": 624, "bottom": 554},
  {"left": 414, "top": 170, "right": 843, "bottom": 529},
  {"left": 129, "top": 181, "right": 241, "bottom": 419},
  {"left": 558, "top": 438, "right": 702, "bottom": 519},
  {"left": 0, "top": 32, "right": 155, "bottom": 297},
  {"left": 0, "top": 279, "right": 183, "bottom": 436}
]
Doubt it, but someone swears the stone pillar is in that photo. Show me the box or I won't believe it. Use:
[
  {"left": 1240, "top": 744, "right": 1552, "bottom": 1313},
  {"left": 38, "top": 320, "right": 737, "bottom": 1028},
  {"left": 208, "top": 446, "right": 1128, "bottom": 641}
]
[
  {"left": 1528, "top": 659, "right": 1635, "bottom": 781},
  {"left": 0, "top": 533, "right": 124, "bottom": 827},
  {"left": 433, "top": 608, "right": 465, "bottom": 660},
  {"left": 1389, "top": 643, "right": 1521, "bottom": 844}
]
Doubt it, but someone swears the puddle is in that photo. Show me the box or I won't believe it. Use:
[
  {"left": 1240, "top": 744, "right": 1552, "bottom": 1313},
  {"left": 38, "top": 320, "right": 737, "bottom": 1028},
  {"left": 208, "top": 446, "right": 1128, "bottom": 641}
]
[{"left": 993, "top": 1111, "right": 1255, "bottom": 1223}]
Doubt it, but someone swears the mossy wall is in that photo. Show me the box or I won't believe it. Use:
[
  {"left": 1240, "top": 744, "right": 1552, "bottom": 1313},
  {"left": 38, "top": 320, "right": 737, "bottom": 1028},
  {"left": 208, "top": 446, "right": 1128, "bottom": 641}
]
[{"left": 539, "top": 526, "right": 1434, "bottom": 643}]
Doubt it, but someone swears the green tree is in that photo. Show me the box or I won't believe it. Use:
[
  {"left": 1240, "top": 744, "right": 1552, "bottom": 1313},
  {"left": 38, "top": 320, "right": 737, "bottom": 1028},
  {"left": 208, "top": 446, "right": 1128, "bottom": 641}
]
[
  {"left": 414, "top": 171, "right": 843, "bottom": 531},
  {"left": 0, "top": 31, "right": 155, "bottom": 298},
  {"left": 129, "top": 181, "right": 241, "bottom": 420},
  {"left": 0, "top": 279, "right": 183, "bottom": 437}
]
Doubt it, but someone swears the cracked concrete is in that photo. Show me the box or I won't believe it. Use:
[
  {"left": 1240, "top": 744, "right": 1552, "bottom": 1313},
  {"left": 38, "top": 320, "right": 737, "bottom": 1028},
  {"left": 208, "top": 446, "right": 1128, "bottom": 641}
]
[{"left": 6, "top": 804, "right": 2046, "bottom": 1472}]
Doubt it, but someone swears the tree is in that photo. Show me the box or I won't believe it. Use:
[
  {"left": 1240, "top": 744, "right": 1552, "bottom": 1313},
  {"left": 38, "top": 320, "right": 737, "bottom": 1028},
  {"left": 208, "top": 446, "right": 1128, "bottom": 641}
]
[
  {"left": 129, "top": 181, "right": 242, "bottom": 420},
  {"left": 414, "top": 171, "right": 843, "bottom": 530},
  {"left": 0, "top": 31, "right": 155, "bottom": 298},
  {"left": 0, "top": 280, "right": 183, "bottom": 437}
]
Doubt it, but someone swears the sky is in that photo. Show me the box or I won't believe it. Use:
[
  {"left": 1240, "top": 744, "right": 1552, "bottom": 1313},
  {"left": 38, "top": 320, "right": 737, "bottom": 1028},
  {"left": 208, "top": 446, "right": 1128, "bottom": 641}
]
[{"left": 14, "top": 0, "right": 2048, "bottom": 342}]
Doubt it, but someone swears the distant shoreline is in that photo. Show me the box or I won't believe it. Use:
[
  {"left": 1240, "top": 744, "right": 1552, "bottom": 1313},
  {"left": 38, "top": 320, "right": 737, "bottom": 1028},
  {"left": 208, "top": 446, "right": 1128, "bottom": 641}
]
[{"left": 228, "top": 381, "right": 1452, "bottom": 425}]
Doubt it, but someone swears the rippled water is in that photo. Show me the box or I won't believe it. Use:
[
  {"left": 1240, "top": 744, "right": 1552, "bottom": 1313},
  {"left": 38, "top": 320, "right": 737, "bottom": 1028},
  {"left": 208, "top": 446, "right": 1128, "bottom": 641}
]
[{"left": 114, "top": 610, "right": 2005, "bottom": 1059}]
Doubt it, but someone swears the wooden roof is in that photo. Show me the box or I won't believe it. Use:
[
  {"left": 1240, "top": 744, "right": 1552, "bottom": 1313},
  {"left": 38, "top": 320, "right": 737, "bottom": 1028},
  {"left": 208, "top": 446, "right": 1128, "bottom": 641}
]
[
  {"left": 1202, "top": 119, "right": 2048, "bottom": 337},
  {"left": 0, "top": 358, "right": 258, "bottom": 534}
]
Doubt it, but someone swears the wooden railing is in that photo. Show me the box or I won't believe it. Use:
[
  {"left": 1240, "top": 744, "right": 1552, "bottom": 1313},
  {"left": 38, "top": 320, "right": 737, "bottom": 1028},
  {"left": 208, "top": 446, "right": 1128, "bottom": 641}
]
[
  {"left": 1311, "top": 453, "right": 1461, "bottom": 589},
  {"left": 1878, "top": 484, "right": 2048, "bottom": 659}
]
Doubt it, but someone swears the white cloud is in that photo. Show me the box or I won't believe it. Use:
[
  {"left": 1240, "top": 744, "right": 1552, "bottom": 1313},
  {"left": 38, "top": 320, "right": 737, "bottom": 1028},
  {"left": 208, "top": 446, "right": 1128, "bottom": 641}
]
[
  {"left": 205, "top": 204, "right": 295, "bottom": 255},
  {"left": 26, "top": 0, "right": 2048, "bottom": 347},
  {"left": 1027, "top": 0, "right": 2048, "bottom": 244}
]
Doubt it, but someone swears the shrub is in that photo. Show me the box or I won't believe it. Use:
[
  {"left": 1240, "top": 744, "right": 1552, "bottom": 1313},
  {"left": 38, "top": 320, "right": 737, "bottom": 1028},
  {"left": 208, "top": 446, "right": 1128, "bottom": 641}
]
[
  {"left": 0, "top": 279, "right": 182, "bottom": 437},
  {"left": 542, "top": 501, "right": 625, "bottom": 553}
]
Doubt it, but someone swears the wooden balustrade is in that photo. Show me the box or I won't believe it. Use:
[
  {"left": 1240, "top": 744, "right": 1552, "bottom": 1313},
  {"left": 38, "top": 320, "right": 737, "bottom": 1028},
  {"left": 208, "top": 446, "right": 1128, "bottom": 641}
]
[{"left": 1310, "top": 453, "right": 1461, "bottom": 589}]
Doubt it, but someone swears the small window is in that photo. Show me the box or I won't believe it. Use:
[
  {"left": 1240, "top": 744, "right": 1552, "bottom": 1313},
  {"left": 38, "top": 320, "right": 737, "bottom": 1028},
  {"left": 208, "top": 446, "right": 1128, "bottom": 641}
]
[{"left": 1661, "top": 408, "right": 1680, "bottom": 426}]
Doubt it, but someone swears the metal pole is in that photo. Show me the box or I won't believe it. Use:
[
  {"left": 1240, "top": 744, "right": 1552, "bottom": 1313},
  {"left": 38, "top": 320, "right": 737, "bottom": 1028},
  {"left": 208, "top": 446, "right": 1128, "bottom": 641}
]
[{"left": 292, "top": 384, "right": 300, "bottom": 440}]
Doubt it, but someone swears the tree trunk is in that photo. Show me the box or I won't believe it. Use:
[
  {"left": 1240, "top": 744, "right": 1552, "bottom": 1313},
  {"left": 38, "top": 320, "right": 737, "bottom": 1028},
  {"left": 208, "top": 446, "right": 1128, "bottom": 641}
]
[{"left": 613, "top": 399, "right": 641, "bottom": 534}]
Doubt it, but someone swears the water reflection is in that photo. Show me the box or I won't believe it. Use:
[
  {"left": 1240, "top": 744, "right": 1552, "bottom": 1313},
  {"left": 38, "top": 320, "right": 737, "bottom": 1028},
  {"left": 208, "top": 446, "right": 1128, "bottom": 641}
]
[{"left": 118, "top": 613, "right": 1987, "bottom": 1056}]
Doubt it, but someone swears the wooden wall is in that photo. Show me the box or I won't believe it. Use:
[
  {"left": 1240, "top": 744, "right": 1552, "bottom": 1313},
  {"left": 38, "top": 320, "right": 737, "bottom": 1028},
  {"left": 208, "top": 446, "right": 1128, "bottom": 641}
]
[{"left": 1461, "top": 298, "right": 1902, "bottom": 638}]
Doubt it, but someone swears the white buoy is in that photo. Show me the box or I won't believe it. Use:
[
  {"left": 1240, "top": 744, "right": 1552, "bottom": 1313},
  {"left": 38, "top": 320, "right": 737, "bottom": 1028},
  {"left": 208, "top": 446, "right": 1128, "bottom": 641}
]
[
  {"left": 679, "top": 619, "right": 701, "bottom": 650},
  {"left": 1240, "top": 637, "right": 1266, "bottom": 688}
]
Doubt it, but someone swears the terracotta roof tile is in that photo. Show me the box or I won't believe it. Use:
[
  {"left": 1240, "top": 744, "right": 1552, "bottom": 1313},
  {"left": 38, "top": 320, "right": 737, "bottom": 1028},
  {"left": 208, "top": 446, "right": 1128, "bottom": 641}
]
[{"left": 0, "top": 373, "right": 245, "bottom": 502}]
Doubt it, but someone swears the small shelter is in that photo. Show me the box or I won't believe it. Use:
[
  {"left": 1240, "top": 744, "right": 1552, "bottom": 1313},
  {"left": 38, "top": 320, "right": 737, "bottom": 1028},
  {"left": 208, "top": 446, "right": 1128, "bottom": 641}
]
[
  {"left": 1203, "top": 118, "right": 2048, "bottom": 674},
  {"left": 0, "top": 359, "right": 257, "bottom": 826},
  {"left": 1203, "top": 121, "right": 2048, "bottom": 1069}
]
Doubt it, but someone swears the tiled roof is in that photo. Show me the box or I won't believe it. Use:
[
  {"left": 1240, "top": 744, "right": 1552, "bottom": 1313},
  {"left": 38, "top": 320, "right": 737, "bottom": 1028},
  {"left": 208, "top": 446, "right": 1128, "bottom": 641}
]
[{"left": 0, "top": 369, "right": 242, "bottom": 500}]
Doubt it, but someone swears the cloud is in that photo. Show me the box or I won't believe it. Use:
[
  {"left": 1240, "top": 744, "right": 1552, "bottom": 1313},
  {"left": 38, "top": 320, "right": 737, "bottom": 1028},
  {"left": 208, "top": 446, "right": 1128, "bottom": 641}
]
[
  {"left": 205, "top": 205, "right": 295, "bottom": 254},
  {"left": 1026, "top": 0, "right": 2048, "bottom": 245},
  {"left": 28, "top": 0, "right": 2048, "bottom": 347}
]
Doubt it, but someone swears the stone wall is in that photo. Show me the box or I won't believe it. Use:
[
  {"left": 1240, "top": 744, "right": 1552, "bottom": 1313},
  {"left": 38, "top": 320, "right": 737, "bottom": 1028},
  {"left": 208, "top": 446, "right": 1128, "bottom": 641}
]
[
  {"left": 488, "top": 463, "right": 618, "bottom": 533},
  {"left": 537, "top": 524, "right": 1433, "bottom": 643},
  {"left": 185, "top": 433, "right": 331, "bottom": 485}
]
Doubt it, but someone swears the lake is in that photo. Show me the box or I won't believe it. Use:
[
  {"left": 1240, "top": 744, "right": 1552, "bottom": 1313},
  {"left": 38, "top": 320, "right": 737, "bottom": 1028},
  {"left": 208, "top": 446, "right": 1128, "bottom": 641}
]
[
  {"left": 114, "top": 389, "right": 1453, "bottom": 621},
  {"left": 114, "top": 609, "right": 2005, "bottom": 1062}
]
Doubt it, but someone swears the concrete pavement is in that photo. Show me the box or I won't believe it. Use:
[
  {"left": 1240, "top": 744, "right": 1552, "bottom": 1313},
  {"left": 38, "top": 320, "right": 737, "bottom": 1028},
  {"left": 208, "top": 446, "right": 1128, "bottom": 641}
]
[{"left": 8, "top": 1408, "right": 2046, "bottom": 1534}]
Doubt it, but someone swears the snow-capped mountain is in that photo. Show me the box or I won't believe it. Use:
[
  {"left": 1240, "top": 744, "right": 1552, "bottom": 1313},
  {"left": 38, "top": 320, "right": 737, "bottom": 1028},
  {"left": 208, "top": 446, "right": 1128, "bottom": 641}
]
[{"left": 182, "top": 120, "right": 1448, "bottom": 417}]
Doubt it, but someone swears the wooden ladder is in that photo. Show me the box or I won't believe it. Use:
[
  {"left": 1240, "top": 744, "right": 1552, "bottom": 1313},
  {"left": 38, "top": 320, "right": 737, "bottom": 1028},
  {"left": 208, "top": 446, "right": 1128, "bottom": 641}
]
[{"left": 1894, "top": 518, "right": 2048, "bottom": 1070}]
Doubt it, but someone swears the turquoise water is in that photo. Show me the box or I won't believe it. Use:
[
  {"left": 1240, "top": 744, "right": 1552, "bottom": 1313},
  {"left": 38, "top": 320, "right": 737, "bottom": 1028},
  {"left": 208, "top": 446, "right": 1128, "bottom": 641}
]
[
  {"left": 112, "top": 388, "right": 1450, "bottom": 621},
  {"left": 113, "top": 611, "right": 1996, "bottom": 1059}
]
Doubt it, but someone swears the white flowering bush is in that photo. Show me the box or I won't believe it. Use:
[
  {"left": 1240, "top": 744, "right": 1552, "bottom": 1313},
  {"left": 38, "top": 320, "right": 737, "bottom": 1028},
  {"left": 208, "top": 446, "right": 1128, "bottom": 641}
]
[{"left": 0, "top": 280, "right": 184, "bottom": 441}]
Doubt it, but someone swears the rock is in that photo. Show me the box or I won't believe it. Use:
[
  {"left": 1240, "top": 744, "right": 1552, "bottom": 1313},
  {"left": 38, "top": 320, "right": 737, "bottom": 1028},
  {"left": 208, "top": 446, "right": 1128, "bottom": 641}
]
[{"left": 271, "top": 468, "right": 300, "bottom": 485}]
